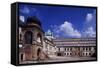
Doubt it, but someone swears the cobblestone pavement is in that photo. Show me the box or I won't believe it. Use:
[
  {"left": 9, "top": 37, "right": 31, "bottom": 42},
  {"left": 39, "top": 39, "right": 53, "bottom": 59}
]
[{"left": 20, "top": 56, "right": 96, "bottom": 64}]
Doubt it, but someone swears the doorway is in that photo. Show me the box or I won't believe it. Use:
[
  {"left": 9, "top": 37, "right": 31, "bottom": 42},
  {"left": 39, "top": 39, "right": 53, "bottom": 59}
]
[{"left": 21, "top": 53, "right": 23, "bottom": 61}]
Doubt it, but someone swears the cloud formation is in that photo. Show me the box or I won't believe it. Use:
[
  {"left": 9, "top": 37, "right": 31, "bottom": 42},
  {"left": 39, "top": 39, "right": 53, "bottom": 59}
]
[
  {"left": 86, "top": 13, "right": 93, "bottom": 23},
  {"left": 52, "top": 21, "right": 81, "bottom": 38},
  {"left": 59, "top": 21, "right": 81, "bottom": 37},
  {"left": 84, "top": 27, "right": 96, "bottom": 37},
  {"left": 83, "top": 12, "right": 96, "bottom": 37}
]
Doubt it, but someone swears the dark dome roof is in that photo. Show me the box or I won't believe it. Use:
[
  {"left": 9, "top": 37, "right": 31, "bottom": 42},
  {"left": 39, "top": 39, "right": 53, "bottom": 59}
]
[{"left": 26, "top": 16, "right": 41, "bottom": 26}]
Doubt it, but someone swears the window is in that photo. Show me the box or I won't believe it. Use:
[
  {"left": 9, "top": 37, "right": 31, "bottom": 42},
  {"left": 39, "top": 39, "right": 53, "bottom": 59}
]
[
  {"left": 65, "top": 48, "right": 66, "bottom": 51},
  {"left": 37, "top": 37, "right": 41, "bottom": 42},
  {"left": 89, "top": 53, "right": 91, "bottom": 55},
  {"left": 21, "top": 54, "right": 23, "bottom": 61},
  {"left": 24, "top": 31, "right": 33, "bottom": 44},
  {"left": 70, "top": 53, "right": 72, "bottom": 55},
  {"left": 37, "top": 33, "right": 42, "bottom": 43},
  {"left": 89, "top": 47, "right": 91, "bottom": 51},
  {"left": 68, "top": 48, "right": 70, "bottom": 51},
  {"left": 67, "top": 53, "right": 69, "bottom": 56},
  {"left": 83, "top": 53, "right": 84, "bottom": 56},
  {"left": 86, "top": 48, "right": 87, "bottom": 51},
  {"left": 86, "top": 53, "right": 87, "bottom": 56}
]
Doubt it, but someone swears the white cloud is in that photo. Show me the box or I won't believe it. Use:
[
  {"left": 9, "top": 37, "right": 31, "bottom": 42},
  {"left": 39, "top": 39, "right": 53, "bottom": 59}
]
[
  {"left": 84, "top": 27, "right": 96, "bottom": 37},
  {"left": 60, "top": 21, "right": 81, "bottom": 38},
  {"left": 86, "top": 13, "right": 93, "bottom": 23},
  {"left": 83, "top": 12, "right": 96, "bottom": 37},
  {"left": 19, "top": 15, "right": 25, "bottom": 22},
  {"left": 53, "top": 21, "right": 81, "bottom": 38}
]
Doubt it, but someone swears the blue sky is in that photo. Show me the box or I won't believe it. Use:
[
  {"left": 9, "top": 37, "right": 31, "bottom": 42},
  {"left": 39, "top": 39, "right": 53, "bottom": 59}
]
[{"left": 19, "top": 4, "right": 96, "bottom": 38}]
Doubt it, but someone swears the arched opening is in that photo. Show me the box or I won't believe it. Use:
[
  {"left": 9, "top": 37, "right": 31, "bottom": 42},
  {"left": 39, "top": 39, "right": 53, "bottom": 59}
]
[
  {"left": 37, "top": 33, "right": 42, "bottom": 43},
  {"left": 24, "top": 31, "right": 33, "bottom": 44},
  {"left": 37, "top": 48, "right": 41, "bottom": 56},
  {"left": 21, "top": 53, "right": 23, "bottom": 61},
  {"left": 57, "top": 53, "right": 62, "bottom": 56},
  {"left": 37, "top": 48, "right": 42, "bottom": 60}
]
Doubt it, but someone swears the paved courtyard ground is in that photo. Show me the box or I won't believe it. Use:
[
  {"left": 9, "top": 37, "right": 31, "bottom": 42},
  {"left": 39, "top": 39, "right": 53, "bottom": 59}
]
[{"left": 20, "top": 56, "right": 96, "bottom": 64}]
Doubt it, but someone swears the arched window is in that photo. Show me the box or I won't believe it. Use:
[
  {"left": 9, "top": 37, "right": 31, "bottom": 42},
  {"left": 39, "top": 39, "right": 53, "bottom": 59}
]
[
  {"left": 37, "top": 48, "right": 41, "bottom": 56},
  {"left": 24, "top": 31, "right": 33, "bottom": 44},
  {"left": 37, "top": 33, "right": 42, "bottom": 43},
  {"left": 21, "top": 54, "right": 23, "bottom": 61}
]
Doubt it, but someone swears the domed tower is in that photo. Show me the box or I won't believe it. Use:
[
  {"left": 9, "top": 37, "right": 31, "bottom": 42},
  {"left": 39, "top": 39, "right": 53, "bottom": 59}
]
[
  {"left": 45, "top": 30, "right": 54, "bottom": 40},
  {"left": 19, "top": 16, "right": 45, "bottom": 61}
]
